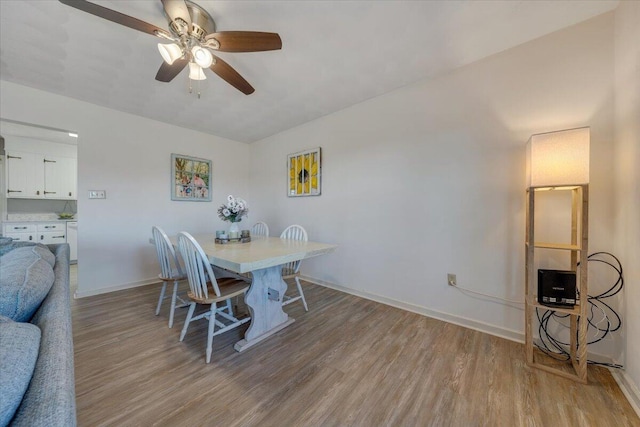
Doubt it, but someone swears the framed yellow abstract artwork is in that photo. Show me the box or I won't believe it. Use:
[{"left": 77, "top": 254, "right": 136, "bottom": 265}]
[{"left": 287, "top": 147, "right": 321, "bottom": 197}]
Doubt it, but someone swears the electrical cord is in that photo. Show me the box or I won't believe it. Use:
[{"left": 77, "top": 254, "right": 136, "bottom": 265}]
[
  {"left": 535, "top": 251, "right": 624, "bottom": 368},
  {"left": 452, "top": 285, "right": 525, "bottom": 309}
]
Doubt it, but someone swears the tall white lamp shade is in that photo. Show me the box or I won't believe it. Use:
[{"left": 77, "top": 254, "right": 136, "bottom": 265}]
[{"left": 526, "top": 127, "right": 590, "bottom": 187}]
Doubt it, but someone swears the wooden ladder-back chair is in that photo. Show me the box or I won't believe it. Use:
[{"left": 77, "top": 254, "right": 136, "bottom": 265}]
[
  {"left": 176, "top": 232, "right": 251, "bottom": 363},
  {"left": 151, "top": 226, "right": 189, "bottom": 328},
  {"left": 251, "top": 221, "right": 270, "bottom": 237},
  {"left": 280, "top": 224, "right": 309, "bottom": 311}
]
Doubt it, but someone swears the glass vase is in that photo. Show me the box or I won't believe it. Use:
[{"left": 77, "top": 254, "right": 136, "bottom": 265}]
[{"left": 228, "top": 222, "right": 240, "bottom": 238}]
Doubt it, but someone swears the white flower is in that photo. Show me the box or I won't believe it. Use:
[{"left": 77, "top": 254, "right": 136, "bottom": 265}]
[{"left": 218, "top": 195, "right": 248, "bottom": 223}]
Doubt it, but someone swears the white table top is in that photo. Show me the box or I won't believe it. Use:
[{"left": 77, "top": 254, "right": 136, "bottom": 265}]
[{"left": 172, "top": 234, "right": 337, "bottom": 274}]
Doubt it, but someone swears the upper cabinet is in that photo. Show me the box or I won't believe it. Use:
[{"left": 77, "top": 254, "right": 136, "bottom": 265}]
[
  {"left": 6, "top": 151, "right": 45, "bottom": 198},
  {"left": 4, "top": 137, "right": 77, "bottom": 200},
  {"left": 44, "top": 156, "right": 77, "bottom": 199}
]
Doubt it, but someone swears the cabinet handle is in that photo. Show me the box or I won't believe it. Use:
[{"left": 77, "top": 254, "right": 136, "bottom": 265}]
[
  {"left": 36, "top": 190, "right": 40, "bottom": 195},
  {"left": 44, "top": 226, "right": 55, "bottom": 229},
  {"left": 7, "top": 155, "right": 22, "bottom": 159},
  {"left": 52, "top": 235, "right": 65, "bottom": 239},
  {"left": 44, "top": 159, "right": 57, "bottom": 163},
  {"left": 15, "top": 227, "right": 27, "bottom": 230},
  {"left": 29, "top": 235, "right": 33, "bottom": 241},
  {"left": 7, "top": 189, "right": 22, "bottom": 193},
  {"left": 44, "top": 191, "right": 56, "bottom": 194},
  {"left": 69, "top": 192, "right": 72, "bottom": 197}
]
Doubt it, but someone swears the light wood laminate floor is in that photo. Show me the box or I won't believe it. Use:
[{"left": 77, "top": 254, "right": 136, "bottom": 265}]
[{"left": 71, "top": 278, "right": 639, "bottom": 426}]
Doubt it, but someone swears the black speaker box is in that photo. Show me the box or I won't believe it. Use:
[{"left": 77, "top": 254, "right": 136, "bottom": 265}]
[{"left": 538, "top": 269, "right": 577, "bottom": 307}]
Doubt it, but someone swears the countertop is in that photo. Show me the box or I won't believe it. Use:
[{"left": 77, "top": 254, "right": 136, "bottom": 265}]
[{"left": 3, "top": 214, "right": 78, "bottom": 224}]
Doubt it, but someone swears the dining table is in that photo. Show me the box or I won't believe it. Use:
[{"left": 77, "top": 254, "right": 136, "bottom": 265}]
[{"left": 166, "top": 234, "right": 337, "bottom": 352}]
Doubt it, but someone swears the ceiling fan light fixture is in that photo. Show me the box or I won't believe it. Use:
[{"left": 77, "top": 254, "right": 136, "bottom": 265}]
[
  {"left": 191, "top": 46, "right": 213, "bottom": 68},
  {"left": 158, "top": 43, "right": 183, "bottom": 65},
  {"left": 188, "top": 62, "right": 207, "bottom": 80}
]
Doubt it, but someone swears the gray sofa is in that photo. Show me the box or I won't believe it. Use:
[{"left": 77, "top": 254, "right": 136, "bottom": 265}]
[{"left": 0, "top": 242, "right": 76, "bottom": 427}]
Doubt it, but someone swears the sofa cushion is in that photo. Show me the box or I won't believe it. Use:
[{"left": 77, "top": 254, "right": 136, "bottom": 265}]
[
  {"left": 0, "top": 240, "right": 52, "bottom": 260},
  {"left": 0, "top": 315, "right": 41, "bottom": 426},
  {"left": 0, "top": 237, "right": 14, "bottom": 256},
  {"left": 0, "top": 246, "right": 55, "bottom": 322}
]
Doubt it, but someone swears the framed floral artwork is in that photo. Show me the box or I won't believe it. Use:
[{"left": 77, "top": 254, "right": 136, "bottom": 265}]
[
  {"left": 288, "top": 147, "right": 321, "bottom": 197},
  {"left": 171, "top": 153, "right": 212, "bottom": 201}
]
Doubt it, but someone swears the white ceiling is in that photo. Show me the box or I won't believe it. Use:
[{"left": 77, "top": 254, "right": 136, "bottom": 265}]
[{"left": 0, "top": 1, "right": 618, "bottom": 143}]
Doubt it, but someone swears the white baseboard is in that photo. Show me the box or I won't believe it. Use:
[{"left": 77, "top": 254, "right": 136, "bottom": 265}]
[
  {"left": 300, "top": 275, "right": 524, "bottom": 343},
  {"left": 74, "top": 277, "right": 159, "bottom": 299},
  {"left": 610, "top": 369, "right": 640, "bottom": 418}
]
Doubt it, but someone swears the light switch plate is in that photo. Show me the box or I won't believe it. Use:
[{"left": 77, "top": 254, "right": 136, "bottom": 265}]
[{"left": 88, "top": 190, "right": 106, "bottom": 199}]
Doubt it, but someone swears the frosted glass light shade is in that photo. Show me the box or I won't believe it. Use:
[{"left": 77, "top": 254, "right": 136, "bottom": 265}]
[
  {"left": 526, "top": 127, "right": 590, "bottom": 187},
  {"left": 191, "top": 46, "right": 213, "bottom": 68},
  {"left": 188, "top": 63, "right": 207, "bottom": 80},
  {"left": 158, "top": 43, "right": 183, "bottom": 65}
]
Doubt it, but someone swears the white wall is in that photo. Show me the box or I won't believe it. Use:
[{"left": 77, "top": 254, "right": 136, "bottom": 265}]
[
  {"left": 249, "top": 15, "right": 618, "bottom": 352},
  {"left": 0, "top": 81, "right": 250, "bottom": 296},
  {"left": 614, "top": 0, "right": 640, "bottom": 411},
  {"left": 1, "top": 8, "right": 633, "bottom": 397}
]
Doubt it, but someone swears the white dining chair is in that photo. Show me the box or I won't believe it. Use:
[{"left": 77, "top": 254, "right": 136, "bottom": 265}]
[
  {"left": 151, "top": 226, "right": 189, "bottom": 328},
  {"left": 280, "top": 224, "right": 309, "bottom": 311},
  {"left": 251, "top": 221, "right": 270, "bottom": 237},
  {"left": 177, "top": 232, "right": 251, "bottom": 363}
]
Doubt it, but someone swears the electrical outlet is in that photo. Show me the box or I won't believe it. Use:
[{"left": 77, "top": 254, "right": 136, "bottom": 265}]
[{"left": 447, "top": 273, "right": 457, "bottom": 286}]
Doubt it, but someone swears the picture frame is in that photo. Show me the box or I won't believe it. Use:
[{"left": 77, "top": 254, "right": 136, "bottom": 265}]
[
  {"left": 171, "top": 153, "right": 212, "bottom": 201},
  {"left": 288, "top": 147, "right": 321, "bottom": 197}
]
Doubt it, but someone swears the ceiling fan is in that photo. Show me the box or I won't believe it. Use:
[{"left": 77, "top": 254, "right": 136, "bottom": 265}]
[{"left": 58, "top": 0, "right": 282, "bottom": 95}]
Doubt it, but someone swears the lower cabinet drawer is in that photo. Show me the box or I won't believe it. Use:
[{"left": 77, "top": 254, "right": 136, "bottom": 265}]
[
  {"left": 3, "top": 232, "right": 36, "bottom": 242},
  {"left": 39, "top": 232, "right": 66, "bottom": 245},
  {"left": 37, "top": 223, "right": 66, "bottom": 232},
  {"left": 4, "top": 224, "right": 36, "bottom": 233}
]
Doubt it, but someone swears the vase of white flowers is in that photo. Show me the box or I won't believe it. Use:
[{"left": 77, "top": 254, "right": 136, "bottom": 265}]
[{"left": 217, "top": 195, "right": 248, "bottom": 237}]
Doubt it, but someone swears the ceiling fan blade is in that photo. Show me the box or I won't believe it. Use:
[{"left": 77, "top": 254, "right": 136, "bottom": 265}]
[
  {"left": 155, "top": 58, "right": 189, "bottom": 82},
  {"left": 205, "top": 31, "right": 282, "bottom": 52},
  {"left": 209, "top": 55, "right": 255, "bottom": 95},
  {"left": 58, "top": 0, "right": 171, "bottom": 38},
  {"left": 161, "top": 0, "right": 192, "bottom": 29}
]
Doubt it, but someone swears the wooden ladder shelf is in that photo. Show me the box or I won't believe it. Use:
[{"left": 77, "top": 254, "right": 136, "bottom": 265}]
[{"left": 524, "top": 185, "right": 589, "bottom": 383}]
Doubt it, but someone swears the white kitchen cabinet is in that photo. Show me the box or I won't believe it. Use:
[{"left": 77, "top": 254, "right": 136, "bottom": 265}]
[
  {"left": 5, "top": 149, "right": 77, "bottom": 200},
  {"left": 44, "top": 156, "right": 76, "bottom": 199},
  {"left": 37, "top": 222, "right": 67, "bottom": 245},
  {"left": 39, "top": 232, "right": 67, "bottom": 244},
  {"left": 6, "top": 151, "right": 44, "bottom": 198},
  {"left": 3, "top": 232, "right": 36, "bottom": 243},
  {"left": 3, "top": 222, "right": 68, "bottom": 245},
  {"left": 3, "top": 223, "right": 37, "bottom": 243}
]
